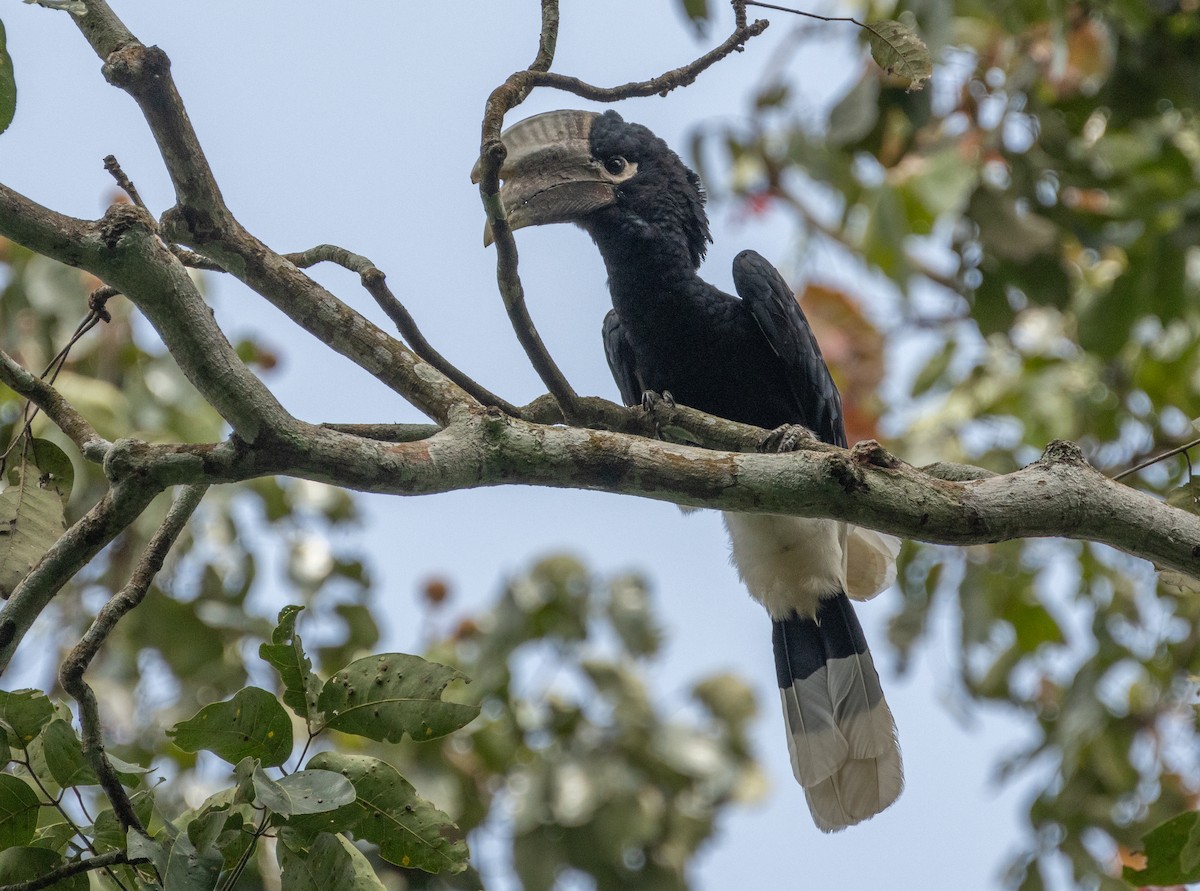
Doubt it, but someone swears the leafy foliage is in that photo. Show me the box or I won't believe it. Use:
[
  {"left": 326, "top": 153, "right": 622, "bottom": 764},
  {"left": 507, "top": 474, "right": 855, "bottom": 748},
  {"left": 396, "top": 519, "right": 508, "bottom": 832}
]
[
  {"left": 682, "top": 0, "right": 1200, "bottom": 887},
  {"left": 0, "top": 18, "right": 15, "bottom": 137}
]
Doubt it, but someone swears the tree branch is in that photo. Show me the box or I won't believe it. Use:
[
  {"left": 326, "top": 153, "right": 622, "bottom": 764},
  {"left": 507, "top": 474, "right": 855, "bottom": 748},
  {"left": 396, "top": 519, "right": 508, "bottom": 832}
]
[
  {"left": 286, "top": 244, "right": 522, "bottom": 416},
  {"left": 0, "top": 850, "right": 135, "bottom": 891},
  {"left": 59, "top": 484, "right": 207, "bottom": 833},
  {"left": 0, "top": 480, "right": 160, "bottom": 676},
  {"left": 475, "top": 6, "right": 769, "bottom": 424},
  {"left": 0, "top": 350, "right": 111, "bottom": 462}
]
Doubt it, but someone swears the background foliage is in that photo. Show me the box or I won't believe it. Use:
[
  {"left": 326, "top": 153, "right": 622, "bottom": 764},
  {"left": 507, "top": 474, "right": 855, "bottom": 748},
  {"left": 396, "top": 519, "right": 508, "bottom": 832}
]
[{"left": 0, "top": 1, "right": 1198, "bottom": 889}]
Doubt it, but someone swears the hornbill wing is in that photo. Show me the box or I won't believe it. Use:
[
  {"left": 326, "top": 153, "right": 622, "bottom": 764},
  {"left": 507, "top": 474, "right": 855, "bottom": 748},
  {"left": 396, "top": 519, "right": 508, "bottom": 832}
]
[
  {"left": 732, "top": 249, "right": 846, "bottom": 449},
  {"left": 601, "top": 309, "right": 643, "bottom": 407}
]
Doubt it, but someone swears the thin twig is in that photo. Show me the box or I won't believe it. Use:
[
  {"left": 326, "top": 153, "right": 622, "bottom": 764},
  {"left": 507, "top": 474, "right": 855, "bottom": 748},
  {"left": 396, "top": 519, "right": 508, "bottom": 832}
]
[
  {"left": 58, "top": 484, "right": 208, "bottom": 834},
  {"left": 102, "top": 155, "right": 148, "bottom": 212},
  {"left": 0, "top": 349, "right": 111, "bottom": 460},
  {"left": 1112, "top": 435, "right": 1200, "bottom": 482},
  {"left": 285, "top": 244, "right": 522, "bottom": 416},
  {"left": 320, "top": 422, "right": 443, "bottom": 443},
  {"left": 476, "top": 8, "right": 770, "bottom": 424},
  {"left": 0, "top": 850, "right": 137, "bottom": 891},
  {"left": 529, "top": 0, "right": 559, "bottom": 72}
]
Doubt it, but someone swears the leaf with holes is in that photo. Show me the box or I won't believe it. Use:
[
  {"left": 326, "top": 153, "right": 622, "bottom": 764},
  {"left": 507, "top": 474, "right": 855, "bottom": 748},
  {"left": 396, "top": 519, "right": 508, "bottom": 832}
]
[
  {"left": 253, "top": 766, "right": 354, "bottom": 817},
  {"left": 277, "top": 831, "right": 387, "bottom": 891},
  {"left": 169, "top": 686, "right": 293, "bottom": 767},
  {"left": 0, "top": 18, "right": 15, "bottom": 136},
  {"left": 286, "top": 752, "right": 469, "bottom": 874},
  {"left": 0, "top": 470, "right": 67, "bottom": 600},
  {"left": 259, "top": 605, "right": 322, "bottom": 726},
  {"left": 865, "top": 20, "right": 931, "bottom": 92},
  {"left": 0, "top": 689, "right": 54, "bottom": 748},
  {"left": 317, "top": 653, "right": 477, "bottom": 743}
]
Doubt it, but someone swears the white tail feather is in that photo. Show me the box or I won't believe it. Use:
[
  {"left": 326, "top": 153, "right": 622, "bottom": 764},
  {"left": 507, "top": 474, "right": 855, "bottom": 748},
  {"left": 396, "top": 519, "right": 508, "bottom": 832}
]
[
  {"left": 783, "top": 650, "right": 903, "bottom": 832},
  {"left": 844, "top": 527, "right": 901, "bottom": 602}
]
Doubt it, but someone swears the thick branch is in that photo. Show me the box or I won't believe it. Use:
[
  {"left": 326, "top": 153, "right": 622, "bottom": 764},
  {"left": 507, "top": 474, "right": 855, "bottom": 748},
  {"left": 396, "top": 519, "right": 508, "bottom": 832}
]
[{"left": 59, "top": 413, "right": 1200, "bottom": 583}]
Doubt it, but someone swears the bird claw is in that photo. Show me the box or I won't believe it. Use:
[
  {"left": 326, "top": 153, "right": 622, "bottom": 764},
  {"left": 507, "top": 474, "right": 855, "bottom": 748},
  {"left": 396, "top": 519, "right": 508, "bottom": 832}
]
[
  {"left": 760, "top": 424, "right": 816, "bottom": 453},
  {"left": 640, "top": 390, "right": 676, "bottom": 412}
]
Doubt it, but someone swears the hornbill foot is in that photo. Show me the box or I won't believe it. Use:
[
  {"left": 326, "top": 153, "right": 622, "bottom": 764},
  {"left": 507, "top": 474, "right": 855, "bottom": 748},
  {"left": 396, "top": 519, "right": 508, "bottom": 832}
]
[
  {"left": 640, "top": 390, "right": 676, "bottom": 412},
  {"left": 760, "top": 424, "right": 816, "bottom": 453}
]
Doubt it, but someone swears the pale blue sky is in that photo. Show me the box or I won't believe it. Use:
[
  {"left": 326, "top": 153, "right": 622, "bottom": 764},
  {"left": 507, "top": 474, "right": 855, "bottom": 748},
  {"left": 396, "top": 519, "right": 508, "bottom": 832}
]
[{"left": 1, "top": 3, "right": 1037, "bottom": 888}]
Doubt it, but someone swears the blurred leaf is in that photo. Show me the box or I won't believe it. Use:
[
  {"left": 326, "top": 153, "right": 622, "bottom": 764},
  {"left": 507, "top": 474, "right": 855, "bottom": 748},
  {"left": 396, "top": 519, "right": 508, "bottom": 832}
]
[
  {"left": 606, "top": 575, "right": 662, "bottom": 658},
  {"left": 277, "top": 831, "right": 387, "bottom": 891},
  {"left": 27, "top": 439, "right": 72, "bottom": 506},
  {"left": 865, "top": 20, "right": 931, "bottom": 91},
  {"left": 0, "top": 469, "right": 66, "bottom": 600},
  {"left": 289, "top": 752, "right": 469, "bottom": 874},
  {"left": 1166, "top": 480, "right": 1200, "bottom": 516},
  {"left": 0, "top": 774, "right": 39, "bottom": 848},
  {"left": 318, "top": 653, "right": 478, "bottom": 744},
  {"left": 828, "top": 73, "right": 880, "bottom": 146},
  {"left": 0, "top": 690, "right": 54, "bottom": 748},
  {"left": 259, "top": 605, "right": 322, "bottom": 725},
  {"left": 678, "top": 0, "right": 709, "bottom": 35},
  {"left": 0, "top": 847, "right": 86, "bottom": 890},
  {"left": 0, "top": 18, "right": 15, "bottom": 136},
  {"left": 169, "top": 686, "right": 293, "bottom": 767},
  {"left": 1123, "top": 811, "right": 1200, "bottom": 886},
  {"left": 692, "top": 673, "right": 757, "bottom": 727},
  {"left": 253, "top": 767, "right": 354, "bottom": 817}
]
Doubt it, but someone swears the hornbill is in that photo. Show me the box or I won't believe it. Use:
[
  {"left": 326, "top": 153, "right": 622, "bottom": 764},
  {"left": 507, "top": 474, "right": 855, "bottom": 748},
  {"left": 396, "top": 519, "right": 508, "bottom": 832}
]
[{"left": 473, "top": 109, "right": 903, "bottom": 831}]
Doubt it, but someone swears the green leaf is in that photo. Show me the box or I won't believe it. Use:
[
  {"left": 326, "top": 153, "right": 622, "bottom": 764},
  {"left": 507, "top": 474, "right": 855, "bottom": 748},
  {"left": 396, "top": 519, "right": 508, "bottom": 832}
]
[
  {"left": 0, "top": 690, "right": 54, "bottom": 747},
  {"left": 1123, "top": 811, "right": 1200, "bottom": 886},
  {"left": 93, "top": 792, "right": 153, "bottom": 854},
  {"left": 169, "top": 687, "right": 293, "bottom": 767},
  {"left": 277, "top": 831, "right": 387, "bottom": 891},
  {"left": 0, "top": 470, "right": 66, "bottom": 598},
  {"left": 27, "top": 439, "right": 73, "bottom": 507},
  {"left": 606, "top": 575, "right": 662, "bottom": 658},
  {"left": 0, "top": 18, "right": 15, "bottom": 136},
  {"left": 679, "top": 0, "right": 709, "bottom": 35},
  {"left": 317, "top": 654, "right": 478, "bottom": 743},
  {"left": 128, "top": 829, "right": 168, "bottom": 877},
  {"left": 41, "top": 720, "right": 98, "bottom": 788},
  {"left": 1166, "top": 480, "right": 1200, "bottom": 515},
  {"left": 0, "top": 847, "right": 86, "bottom": 890},
  {"left": 288, "top": 752, "right": 469, "bottom": 875},
  {"left": 163, "top": 831, "right": 222, "bottom": 891},
  {"left": 30, "top": 821, "right": 75, "bottom": 853},
  {"left": 0, "top": 774, "right": 40, "bottom": 849},
  {"left": 865, "top": 20, "right": 931, "bottom": 91},
  {"left": 253, "top": 767, "right": 354, "bottom": 817},
  {"left": 259, "top": 605, "right": 322, "bottom": 725}
]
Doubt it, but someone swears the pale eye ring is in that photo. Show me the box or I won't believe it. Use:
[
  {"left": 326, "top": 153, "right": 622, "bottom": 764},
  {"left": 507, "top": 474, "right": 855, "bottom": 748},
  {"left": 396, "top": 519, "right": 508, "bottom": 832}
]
[{"left": 604, "top": 156, "right": 628, "bottom": 176}]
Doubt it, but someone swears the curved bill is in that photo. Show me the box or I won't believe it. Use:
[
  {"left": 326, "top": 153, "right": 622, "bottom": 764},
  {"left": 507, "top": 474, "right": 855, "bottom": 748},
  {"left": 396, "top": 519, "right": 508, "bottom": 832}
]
[{"left": 470, "top": 110, "right": 616, "bottom": 246}]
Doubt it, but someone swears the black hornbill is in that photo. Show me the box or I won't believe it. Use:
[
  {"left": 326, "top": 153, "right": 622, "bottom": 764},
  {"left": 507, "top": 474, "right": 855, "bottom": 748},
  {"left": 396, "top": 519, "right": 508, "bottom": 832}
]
[{"left": 474, "top": 109, "right": 903, "bottom": 831}]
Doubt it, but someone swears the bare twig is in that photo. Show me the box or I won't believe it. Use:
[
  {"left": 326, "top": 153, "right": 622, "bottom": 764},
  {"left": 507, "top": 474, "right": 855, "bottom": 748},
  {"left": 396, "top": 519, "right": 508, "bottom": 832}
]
[
  {"left": 0, "top": 481, "right": 160, "bottom": 675},
  {"left": 102, "top": 155, "right": 148, "bottom": 212},
  {"left": 59, "top": 484, "right": 207, "bottom": 833},
  {"left": 321, "top": 422, "right": 442, "bottom": 443},
  {"left": 529, "top": 0, "right": 559, "bottom": 72},
  {"left": 476, "top": 7, "right": 770, "bottom": 424},
  {"left": 1112, "top": 434, "right": 1200, "bottom": 482},
  {"left": 286, "top": 244, "right": 522, "bottom": 416},
  {"left": 0, "top": 850, "right": 137, "bottom": 891},
  {"left": 0, "top": 349, "right": 111, "bottom": 461}
]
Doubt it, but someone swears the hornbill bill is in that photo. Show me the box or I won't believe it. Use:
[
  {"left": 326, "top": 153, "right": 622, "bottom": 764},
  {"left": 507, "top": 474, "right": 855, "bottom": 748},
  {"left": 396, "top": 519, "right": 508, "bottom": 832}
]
[{"left": 473, "top": 109, "right": 903, "bottom": 831}]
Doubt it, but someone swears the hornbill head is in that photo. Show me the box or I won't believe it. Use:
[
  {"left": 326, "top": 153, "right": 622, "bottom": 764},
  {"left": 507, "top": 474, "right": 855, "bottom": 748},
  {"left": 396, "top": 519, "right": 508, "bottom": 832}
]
[{"left": 471, "top": 109, "right": 711, "bottom": 269}]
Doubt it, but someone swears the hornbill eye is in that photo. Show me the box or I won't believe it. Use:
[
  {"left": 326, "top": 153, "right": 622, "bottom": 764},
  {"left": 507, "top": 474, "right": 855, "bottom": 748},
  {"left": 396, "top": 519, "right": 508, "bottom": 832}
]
[{"left": 604, "top": 156, "right": 628, "bottom": 176}]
